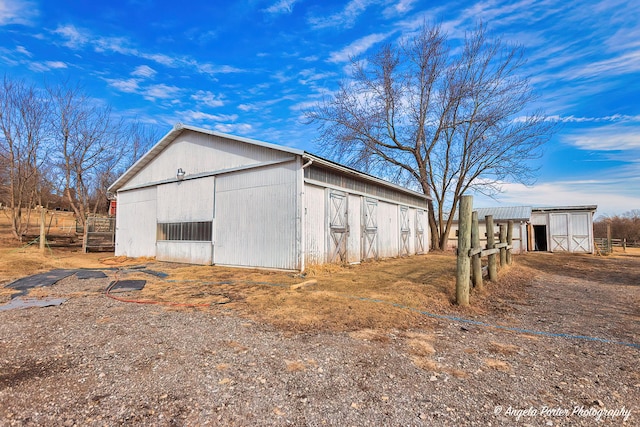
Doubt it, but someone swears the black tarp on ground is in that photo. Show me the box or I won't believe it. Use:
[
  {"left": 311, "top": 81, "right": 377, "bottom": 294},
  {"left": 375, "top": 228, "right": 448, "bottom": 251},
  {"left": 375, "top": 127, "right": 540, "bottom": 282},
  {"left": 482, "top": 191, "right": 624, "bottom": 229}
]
[
  {"left": 108, "top": 280, "right": 146, "bottom": 292},
  {"left": 75, "top": 270, "right": 108, "bottom": 279},
  {"left": 5, "top": 269, "right": 77, "bottom": 297}
]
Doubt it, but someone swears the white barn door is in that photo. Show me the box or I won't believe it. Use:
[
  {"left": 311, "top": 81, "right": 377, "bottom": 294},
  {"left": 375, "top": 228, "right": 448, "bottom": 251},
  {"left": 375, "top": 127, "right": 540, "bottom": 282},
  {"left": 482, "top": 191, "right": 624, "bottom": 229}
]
[
  {"left": 399, "top": 206, "right": 410, "bottom": 256},
  {"left": 328, "top": 190, "right": 348, "bottom": 262},
  {"left": 550, "top": 213, "right": 569, "bottom": 252},
  {"left": 570, "top": 213, "right": 591, "bottom": 252},
  {"left": 362, "top": 198, "right": 378, "bottom": 260},
  {"left": 415, "top": 209, "right": 425, "bottom": 254}
]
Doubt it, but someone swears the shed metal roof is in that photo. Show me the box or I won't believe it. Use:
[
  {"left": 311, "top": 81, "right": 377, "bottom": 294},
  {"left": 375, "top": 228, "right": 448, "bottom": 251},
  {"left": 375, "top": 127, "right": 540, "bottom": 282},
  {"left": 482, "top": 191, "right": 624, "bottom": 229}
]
[
  {"left": 451, "top": 206, "right": 532, "bottom": 222},
  {"left": 532, "top": 205, "right": 597, "bottom": 213},
  {"left": 108, "top": 123, "right": 430, "bottom": 201}
]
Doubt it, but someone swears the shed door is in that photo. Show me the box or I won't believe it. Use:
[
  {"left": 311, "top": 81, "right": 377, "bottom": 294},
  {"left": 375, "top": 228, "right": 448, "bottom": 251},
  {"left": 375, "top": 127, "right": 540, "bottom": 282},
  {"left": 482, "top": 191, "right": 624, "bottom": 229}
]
[
  {"left": 550, "top": 213, "right": 569, "bottom": 252},
  {"left": 400, "top": 206, "right": 410, "bottom": 256},
  {"left": 571, "top": 213, "right": 590, "bottom": 252},
  {"left": 329, "top": 191, "right": 348, "bottom": 262},
  {"left": 415, "top": 209, "right": 425, "bottom": 254},
  {"left": 362, "top": 198, "right": 378, "bottom": 260}
]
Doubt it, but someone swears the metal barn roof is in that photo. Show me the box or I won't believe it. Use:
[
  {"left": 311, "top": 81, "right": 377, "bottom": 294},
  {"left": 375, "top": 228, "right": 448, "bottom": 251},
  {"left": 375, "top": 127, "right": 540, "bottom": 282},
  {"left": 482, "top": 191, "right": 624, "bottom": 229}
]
[
  {"left": 108, "top": 123, "right": 430, "bottom": 202},
  {"left": 451, "top": 206, "right": 532, "bottom": 222}
]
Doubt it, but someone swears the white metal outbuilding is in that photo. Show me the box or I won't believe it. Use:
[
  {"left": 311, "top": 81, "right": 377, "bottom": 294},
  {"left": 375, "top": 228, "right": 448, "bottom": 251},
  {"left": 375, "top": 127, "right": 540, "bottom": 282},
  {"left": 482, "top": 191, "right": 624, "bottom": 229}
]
[
  {"left": 530, "top": 206, "right": 597, "bottom": 253},
  {"left": 108, "top": 124, "right": 430, "bottom": 270}
]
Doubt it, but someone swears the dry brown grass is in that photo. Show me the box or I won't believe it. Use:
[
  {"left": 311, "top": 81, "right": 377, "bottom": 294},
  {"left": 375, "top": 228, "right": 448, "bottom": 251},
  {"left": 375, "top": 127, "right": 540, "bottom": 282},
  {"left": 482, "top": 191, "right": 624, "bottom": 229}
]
[
  {"left": 517, "top": 251, "right": 640, "bottom": 286},
  {"left": 488, "top": 342, "right": 520, "bottom": 355},
  {"left": 484, "top": 358, "right": 511, "bottom": 372}
]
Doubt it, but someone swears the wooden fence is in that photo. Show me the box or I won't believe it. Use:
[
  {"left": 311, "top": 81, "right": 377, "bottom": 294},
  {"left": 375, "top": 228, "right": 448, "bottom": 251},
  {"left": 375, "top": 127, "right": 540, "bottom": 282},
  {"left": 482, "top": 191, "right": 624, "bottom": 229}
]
[{"left": 456, "top": 196, "right": 513, "bottom": 306}]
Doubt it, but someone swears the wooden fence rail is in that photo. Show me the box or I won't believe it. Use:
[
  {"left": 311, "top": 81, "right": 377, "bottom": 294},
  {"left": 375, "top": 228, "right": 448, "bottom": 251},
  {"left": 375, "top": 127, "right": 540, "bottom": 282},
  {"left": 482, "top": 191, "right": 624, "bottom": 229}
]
[{"left": 456, "top": 195, "right": 513, "bottom": 306}]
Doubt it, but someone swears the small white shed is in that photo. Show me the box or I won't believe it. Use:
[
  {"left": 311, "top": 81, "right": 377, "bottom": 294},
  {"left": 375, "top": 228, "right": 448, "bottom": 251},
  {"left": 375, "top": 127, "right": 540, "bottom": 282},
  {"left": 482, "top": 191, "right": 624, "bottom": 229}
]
[
  {"left": 447, "top": 205, "right": 597, "bottom": 254},
  {"left": 108, "top": 124, "right": 430, "bottom": 270},
  {"left": 530, "top": 206, "right": 597, "bottom": 253},
  {"left": 448, "top": 206, "right": 531, "bottom": 253}
]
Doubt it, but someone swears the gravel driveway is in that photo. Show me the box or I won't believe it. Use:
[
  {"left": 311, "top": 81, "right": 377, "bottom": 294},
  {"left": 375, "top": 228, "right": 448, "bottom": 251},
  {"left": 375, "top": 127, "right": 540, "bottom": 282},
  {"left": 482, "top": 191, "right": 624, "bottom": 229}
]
[{"left": 0, "top": 262, "right": 638, "bottom": 426}]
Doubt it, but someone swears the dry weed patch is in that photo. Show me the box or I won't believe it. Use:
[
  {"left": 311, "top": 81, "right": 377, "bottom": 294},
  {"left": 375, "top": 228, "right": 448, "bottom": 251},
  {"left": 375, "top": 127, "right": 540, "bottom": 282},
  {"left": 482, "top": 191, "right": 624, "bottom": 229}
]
[
  {"left": 484, "top": 358, "right": 511, "bottom": 372},
  {"left": 488, "top": 341, "right": 520, "bottom": 355},
  {"left": 284, "top": 360, "right": 307, "bottom": 372}
]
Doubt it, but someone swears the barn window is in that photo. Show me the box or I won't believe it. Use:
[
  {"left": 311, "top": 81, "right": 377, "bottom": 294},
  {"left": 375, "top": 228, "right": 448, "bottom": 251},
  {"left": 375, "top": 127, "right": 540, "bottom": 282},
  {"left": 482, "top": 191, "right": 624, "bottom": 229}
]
[{"left": 157, "top": 221, "right": 212, "bottom": 241}]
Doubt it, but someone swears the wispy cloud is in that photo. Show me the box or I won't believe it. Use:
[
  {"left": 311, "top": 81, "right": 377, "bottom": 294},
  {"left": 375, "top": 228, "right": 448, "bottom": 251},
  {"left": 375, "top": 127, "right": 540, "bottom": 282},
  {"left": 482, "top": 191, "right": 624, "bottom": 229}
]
[
  {"left": 264, "top": 0, "right": 299, "bottom": 15},
  {"left": 214, "top": 123, "right": 254, "bottom": 134},
  {"left": 106, "top": 78, "right": 140, "bottom": 93},
  {"left": 177, "top": 110, "right": 239, "bottom": 123},
  {"left": 143, "top": 84, "right": 182, "bottom": 101},
  {"left": 15, "top": 45, "right": 31, "bottom": 56},
  {"left": 563, "top": 125, "right": 640, "bottom": 151},
  {"left": 51, "top": 24, "right": 240, "bottom": 77},
  {"left": 546, "top": 114, "right": 640, "bottom": 123},
  {"left": 131, "top": 65, "right": 156, "bottom": 78},
  {"left": 53, "top": 24, "right": 90, "bottom": 49},
  {"left": 0, "top": 0, "right": 38, "bottom": 26},
  {"left": 309, "top": 0, "right": 378, "bottom": 30},
  {"left": 474, "top": 178, "right": 640, "bottom": 216},
  {"left": 191, "top": 90, "right": 224, "bottom": 108},
  {"left": 383, "top": 0, "right": 417, "bottom": 17},
  {"left": 28, "top": 60, "right": 67, "bottom": 72},
  {"left": 328, "top": 32, "right": 391, "bottom": 63}
]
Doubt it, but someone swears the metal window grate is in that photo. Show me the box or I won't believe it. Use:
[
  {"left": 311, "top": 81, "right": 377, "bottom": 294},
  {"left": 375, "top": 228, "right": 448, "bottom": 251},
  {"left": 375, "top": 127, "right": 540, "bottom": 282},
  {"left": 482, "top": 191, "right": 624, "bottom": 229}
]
[{"left": 157, "top": 221, "right": 212, "bottom": 242}]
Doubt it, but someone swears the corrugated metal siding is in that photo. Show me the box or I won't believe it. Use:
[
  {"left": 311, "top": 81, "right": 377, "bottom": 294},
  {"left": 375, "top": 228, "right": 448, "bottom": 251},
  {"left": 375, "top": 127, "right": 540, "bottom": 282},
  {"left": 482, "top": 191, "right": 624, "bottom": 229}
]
[
  {"left": 305, "top": 165, "right": 427, "bottom": 208},
  {"left": 115, "top": 187, "right": 157, "bottom": 257},
  {"left": 123, "top": 131, "right": 293, "bottom": 190},
  {"left": 304, "top": 184, "right": 326, "bottom": 265},
  {"left": 214, "top": 162, "right": 298, "bottom": 269},
  {"left": 156, "top": 241, "right": 212, "bottom": 264},
  {"left": 155, "top": 177, "right": 215, "bottom": 264},
  {"left": 157, "top": 177, "right": 215, "bottom": 222}
]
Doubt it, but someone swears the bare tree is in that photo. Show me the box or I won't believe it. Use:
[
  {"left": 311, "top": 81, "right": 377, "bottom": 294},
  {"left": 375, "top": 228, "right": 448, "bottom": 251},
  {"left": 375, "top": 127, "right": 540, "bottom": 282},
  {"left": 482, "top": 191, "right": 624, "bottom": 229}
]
[
  {"left": 0, "top": 76, "right": 50, "bottom": 240},
  {"left": 48, "top": 83, "right": 124, "bottom": 225},
  {"left": 92, "top": 121, "right": 159, "bottom": 214},
  {"left": 306, "top": 24, "right": 555, "bottom": 250}
]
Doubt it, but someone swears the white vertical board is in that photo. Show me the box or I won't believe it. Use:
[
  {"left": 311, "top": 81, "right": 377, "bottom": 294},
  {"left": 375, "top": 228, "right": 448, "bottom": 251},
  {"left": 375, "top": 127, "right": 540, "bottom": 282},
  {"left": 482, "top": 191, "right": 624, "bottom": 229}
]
[
  {"left": 347, "top": 194, "right": 361, "bottom": 263},
  {"left": 550, "top": 213, "right": 569, "bottom": 252},
  {"left": 115, "top": 187, "right": 157, "bottom": 257},
  {"left": 156, "top": 176, "right": 215, "bottom": 222},
  {"left": 377, "top": 201, "right": 399, "bottom": 258},
  {"left": 214, "top": 162, "right": 298, "bottom": 269},
  {"left": 304, "top": 184, "right": 326, "bottom": 265},
  {"left": 570, "top": 212, "right": 592, "bottom": 252}
]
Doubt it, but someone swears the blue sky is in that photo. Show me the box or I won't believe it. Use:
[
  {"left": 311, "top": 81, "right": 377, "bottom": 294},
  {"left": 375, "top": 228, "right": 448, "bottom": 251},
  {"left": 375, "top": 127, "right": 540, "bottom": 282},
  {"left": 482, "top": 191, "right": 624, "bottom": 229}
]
[{"left": 1, "top": 0, "right": 639, "bottom": 216}]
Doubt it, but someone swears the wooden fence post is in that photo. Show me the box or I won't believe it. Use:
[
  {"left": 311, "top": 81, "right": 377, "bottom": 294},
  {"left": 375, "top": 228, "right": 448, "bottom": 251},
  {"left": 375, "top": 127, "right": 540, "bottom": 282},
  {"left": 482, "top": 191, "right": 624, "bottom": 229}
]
[
  {"left": 39, "top": 207, "right": 46, "bottom": 253},
  {"left": 471, "top": 211, "right": 483, "bottom": 290},
  {"left": 499, "top": 224, "right": 507, "bottom": 266},
  {"left": 507, "top": 220, "right": 513, "bottom": 265},
  {"left": 486, "top": 215, "right": 497, "bottom": 281},
  {"left": 456, "top": 195, "right": 472, "bottom": 306}
]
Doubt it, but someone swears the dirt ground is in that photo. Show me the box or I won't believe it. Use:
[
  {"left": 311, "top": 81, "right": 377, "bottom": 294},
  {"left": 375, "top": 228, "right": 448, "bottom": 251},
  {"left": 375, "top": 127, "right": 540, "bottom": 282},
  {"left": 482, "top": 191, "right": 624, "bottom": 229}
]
[{"left": 0, "top": 245, "right": 639, "bottom": 426}]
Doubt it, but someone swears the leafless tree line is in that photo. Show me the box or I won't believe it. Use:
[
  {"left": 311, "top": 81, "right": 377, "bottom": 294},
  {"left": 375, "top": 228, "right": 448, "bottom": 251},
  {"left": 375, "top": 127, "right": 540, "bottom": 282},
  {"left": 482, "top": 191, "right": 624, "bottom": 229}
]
[
  {"left": 306, "top": 23, "right": 556, "bottom": 250},
  {"left": 595, "top": 210, "right": 640, "bottom": 244},
  {"left": 0, "top": 76, "right": 158, "bottom": 240}
]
